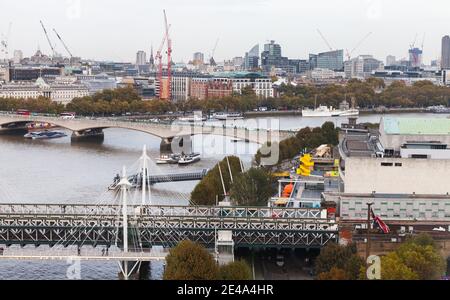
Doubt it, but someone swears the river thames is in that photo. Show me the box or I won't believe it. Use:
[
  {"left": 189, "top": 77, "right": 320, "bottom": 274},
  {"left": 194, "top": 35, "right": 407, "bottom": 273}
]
[{"left": 0, "top": 113, "right": 448, "bottom": 280}]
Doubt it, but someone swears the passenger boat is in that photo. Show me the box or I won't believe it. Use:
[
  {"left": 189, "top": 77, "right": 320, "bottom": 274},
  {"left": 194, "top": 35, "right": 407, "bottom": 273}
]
[
  {"left": 178, "top": 153, "right": 201, "bottom": 165},
  {"left": 24, "top": 131, "right": 67, "bottom": 140},
  {"left": 156, "top": 154, "right": 181, "bottom": 165},
  {"left": 213, "top": 112, "right": 244, "bottom": 121}
]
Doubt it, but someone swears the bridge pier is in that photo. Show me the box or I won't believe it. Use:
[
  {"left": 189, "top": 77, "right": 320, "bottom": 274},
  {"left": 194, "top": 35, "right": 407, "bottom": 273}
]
[
  {"left": 161, "top": 136, "right": 193, "bottom": 154},
  {"left": 71, "top": 129, "right": 105, "bottom": 142}
]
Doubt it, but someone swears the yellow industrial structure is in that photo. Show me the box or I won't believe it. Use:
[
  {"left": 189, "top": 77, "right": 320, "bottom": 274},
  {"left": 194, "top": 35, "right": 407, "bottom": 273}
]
[{"left": 297, "top": 154, "right": 315, "bottom": 176}]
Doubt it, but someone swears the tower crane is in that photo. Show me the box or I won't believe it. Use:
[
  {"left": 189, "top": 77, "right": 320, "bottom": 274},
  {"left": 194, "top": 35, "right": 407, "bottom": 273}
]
[
  {"left": 40, "top": 20, "right": 57, "bottom": 57},
  {"left": 410, "top": 33, "right": 418, "bottom": 49},
  {"left": 156, "top": 22, "right": 170, "bottom": 100},
  {"left": 209, "top": 38, "right": 219, "bottom": 66},
  {"left": 53, "top": 28, "right": 73, "bottom": 58},
  {"left": 0, "top": 22, "right": 12, "bottom": 60},
  {"left": 317, "top": 29, "right": 333, "bottom": 51},
  {"left": 345, "top": 32, "right": 373, "bottom": 61},
  {"left": 163, "top": 9, "right": 172, "bottom": 101}
]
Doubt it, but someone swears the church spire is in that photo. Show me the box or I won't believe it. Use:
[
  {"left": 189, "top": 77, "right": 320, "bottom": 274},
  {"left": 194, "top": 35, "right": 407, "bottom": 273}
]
[{"left": 149, "top": 44, "right": 155, "bottom": 68}]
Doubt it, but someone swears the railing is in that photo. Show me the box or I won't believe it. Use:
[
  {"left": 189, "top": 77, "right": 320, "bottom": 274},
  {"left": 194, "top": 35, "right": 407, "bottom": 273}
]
[
  {"left": 0, "top": 247, "right": 169, "bottom": 261},
  {"left": 0, "top": 113, "right": 296, "bottom": 136},
  {"left": 0, "top": 204, "right": 333, "bottom": 221}
]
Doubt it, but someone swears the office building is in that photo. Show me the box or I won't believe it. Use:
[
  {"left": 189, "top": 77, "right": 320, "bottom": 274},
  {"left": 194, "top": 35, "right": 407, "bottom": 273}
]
[
  {"left": 136, "top": 51, "right": 147, "bottom": 66},
  {"left": 442, "top": 35, "right": 450, "bottom": 70},
  {"left": 8, "top": 66, "right": 63, "bottom": 82},
  {"left": 315, "top": 50, "right": 344, "bottom": 71},
  {"left": 13, "top": 50, "right": 23, "bottom": 65},
  {"left": 345, "top": 55, "right": 384, "bottom": 78},
  {"left": 193, "top": 52, "right": 205, "bottom": 65},
  {"left": 261, "top": 41, "right": 289, "bottom": 72},
  {"left": 386, "top": 55, "right": 396, "bottom": 66},
  {"left": 244, "top": 44, "right": 260, "bottom": 71}
]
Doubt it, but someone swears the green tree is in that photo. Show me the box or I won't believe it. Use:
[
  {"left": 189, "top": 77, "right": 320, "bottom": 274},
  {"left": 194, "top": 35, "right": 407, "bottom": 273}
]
[
  {"left": 229, "top": 168, "right": 276, "bottom": 206},
  {"left": 219, "top": 260, "right": 253, "bottom": 280},
  {"left": 378, "top": 234, "right": 446, "bottom": 280},
  {"left": 164, "top": 240, "right": 219, "bottom": 280},
  {"left": 191, "top": 156, "right": 243, "bottom": 205},
  {"left": 381, "top": 252, "right": 419, "bottom": 280},
  {"left": 315, "top": 243, "right": 365, "bottom": 280},
  {"left": 317, "top": 267, "right": 348, "bottom": 280}
]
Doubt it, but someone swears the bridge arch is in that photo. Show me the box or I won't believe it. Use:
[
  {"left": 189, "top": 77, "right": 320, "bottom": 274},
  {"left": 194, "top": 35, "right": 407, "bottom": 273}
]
[{"left": 0, "top": 115, "right": 287, "bottom": 145}]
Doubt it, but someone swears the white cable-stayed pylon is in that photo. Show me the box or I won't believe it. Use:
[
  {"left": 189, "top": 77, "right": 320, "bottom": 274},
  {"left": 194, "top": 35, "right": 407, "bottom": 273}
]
[{"left": 139, "top": 145, "right": 152, "bottom": 206}]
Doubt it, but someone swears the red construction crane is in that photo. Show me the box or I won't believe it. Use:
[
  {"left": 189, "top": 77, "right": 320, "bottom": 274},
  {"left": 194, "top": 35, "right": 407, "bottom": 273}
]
[
  {"left": 163, "top": 10, "right": 172, "bottom": 101},
  {"left": 156, "top": 26, "right": 169, "bottom": 100}
]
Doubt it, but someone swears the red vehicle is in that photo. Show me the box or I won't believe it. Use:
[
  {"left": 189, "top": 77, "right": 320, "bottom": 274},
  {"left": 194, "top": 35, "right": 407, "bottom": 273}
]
[{"left": 16, "top": 109, "right": 31, "bottom": 116}]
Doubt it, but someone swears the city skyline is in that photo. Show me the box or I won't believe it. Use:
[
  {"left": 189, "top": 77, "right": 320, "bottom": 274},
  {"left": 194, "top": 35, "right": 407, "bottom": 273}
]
[{"left": 0, "top": 0, "right": 449, "bottom": 64}]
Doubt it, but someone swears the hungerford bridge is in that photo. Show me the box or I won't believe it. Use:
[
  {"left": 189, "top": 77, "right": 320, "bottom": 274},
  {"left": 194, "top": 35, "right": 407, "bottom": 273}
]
[
  {"left": 0, "top": 114, "right": 294, "bottom": 147},
  {"left": 0, "top": 157, "right": 338, "bottom": 278}
]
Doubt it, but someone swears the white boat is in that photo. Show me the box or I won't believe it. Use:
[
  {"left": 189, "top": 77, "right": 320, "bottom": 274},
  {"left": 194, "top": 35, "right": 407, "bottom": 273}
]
[
  {"left": 178, "top": 153, "right": 201, "bottom": 165},
  {"left": 24, "top": 131, "right": 67, "bottom": 140},
  {"left": 213, "top": 112, "right": 244, "bottom": 121},
  {"left": 302, "top": 99, "right": 359, "bottom": 117},
  {"left": 156, "top": 154, "right": 180, "bottom": 165},
  {"left": 178, "top": 115, "right": 207, "bottom": 122}
]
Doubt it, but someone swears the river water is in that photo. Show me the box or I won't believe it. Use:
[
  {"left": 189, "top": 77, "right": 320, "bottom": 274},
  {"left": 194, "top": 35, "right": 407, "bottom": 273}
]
[{"left": 0, "top": 113, "right": 448, "bottom": 280}]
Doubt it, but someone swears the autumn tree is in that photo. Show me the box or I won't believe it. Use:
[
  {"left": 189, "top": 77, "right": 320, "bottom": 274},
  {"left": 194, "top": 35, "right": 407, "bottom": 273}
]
[
  {"left": 219, "top": 260, "right": 253, "bottom": 280},
  {"left": 315, "top": 243, "right": 365, "bottom": 280},
  {"left": 163, "top": 240, "right": 219, "bottom": 280}
]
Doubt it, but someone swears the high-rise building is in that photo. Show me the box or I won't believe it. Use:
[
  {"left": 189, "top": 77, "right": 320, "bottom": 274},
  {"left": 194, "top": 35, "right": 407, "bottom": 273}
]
[
  {"left": 315, "top": 50, "right": 344, "bottom": 71},
  {"left": 442, "top": 35, "right": 450, "bottom": 70},
  {"left": 386, "top": 55, "right": 396, "bottom": 66},
  {"left": 13, "top": 50, "right": 23, "bottom": 64},
  {"left": 409, "top": 48, "right": 423, "bottom": 68},
  {"left": 261, "top": 40, "right": 289, "bottom": 72},
  {"left": 136, "top": 50, "right": 147, "bottom": 66},
  {"left": 345, "top": 55, "right": 383, "bottom": 79},
  {"left": 244, "top": 44, "right": 260, "bottom": 71},
  {"left": 193, "top": 52, "right": 204, "bottom": 65}
]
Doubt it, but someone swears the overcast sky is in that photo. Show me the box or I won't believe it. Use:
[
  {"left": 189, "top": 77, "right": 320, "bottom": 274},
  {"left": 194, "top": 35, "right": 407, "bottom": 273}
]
[{"left": 0, "top": 0, "right": 448, "bottom": 64}]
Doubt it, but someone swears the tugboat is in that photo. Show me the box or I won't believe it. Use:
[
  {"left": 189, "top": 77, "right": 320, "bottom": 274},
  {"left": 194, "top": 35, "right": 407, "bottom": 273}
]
[
  {"left": 24, "top": 130, "right": 67, "bottom": 140},
  {"left": 178, "top": 153, "right": 201, "bottom": 165}
]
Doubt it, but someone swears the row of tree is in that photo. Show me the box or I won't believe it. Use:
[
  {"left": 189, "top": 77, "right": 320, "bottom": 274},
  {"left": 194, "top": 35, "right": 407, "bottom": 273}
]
[
  {"left": 315, "top": 234, "right": 447, "bottom": 280},
  {"left": 163, "top": 240, "right": 252, "bottom": 280},
  {"left": 3, "top": 78, "right": 450, "bottom": 117},
  {"left": 278, "top": 79, "right": 450, "bottom": 109},
  {"left": 255, "top": 122, "right": 339, "bottom": 166}
]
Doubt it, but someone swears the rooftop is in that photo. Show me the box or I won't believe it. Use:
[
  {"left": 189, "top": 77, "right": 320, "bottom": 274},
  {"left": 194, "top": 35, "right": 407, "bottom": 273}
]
[{"left": 383, "top": 117, "right": 450, "bottom": 135}]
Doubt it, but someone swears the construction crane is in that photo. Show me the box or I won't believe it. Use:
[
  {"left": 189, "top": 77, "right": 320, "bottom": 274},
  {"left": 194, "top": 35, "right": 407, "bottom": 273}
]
[
  {"left": 0, "top": 22, "right": 12, "bottom": 60},
  {"left": 210, "top": 38, "right": 219, "bottom": 66},
  {"left": 163, "top": 9, "right": 172, "bottom": 101},
  {"left": 410, "top": 33, "right": 418, "bottom": 49},
  {"left": 53, "top": 28, "right": 73, "bottom": 58},
  {"left": 317, "top": 29, "right": 333, "bottom": 51},
  {"left": 345, "top": 32, "right": 373, "bottom": 61},
  {"left": 40, "top": 20, "right": 56, "bottom": 57},
  {"left": 156, "top": 26, "right": 169, "bottom": 100}
]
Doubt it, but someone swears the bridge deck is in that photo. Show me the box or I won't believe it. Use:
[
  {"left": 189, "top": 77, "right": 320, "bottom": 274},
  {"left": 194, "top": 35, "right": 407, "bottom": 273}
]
[
  {"left": 0, "top": 204, "right": 338, "bottom": 249},
  {"left": 0, "top": 248, "right": 168, "bottom": 262}
]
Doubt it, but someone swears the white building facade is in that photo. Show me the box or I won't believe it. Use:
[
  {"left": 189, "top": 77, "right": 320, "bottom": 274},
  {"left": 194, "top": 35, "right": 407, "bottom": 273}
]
[{"left": 0, "top": 77, "right": 89, "bottom": 105}]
